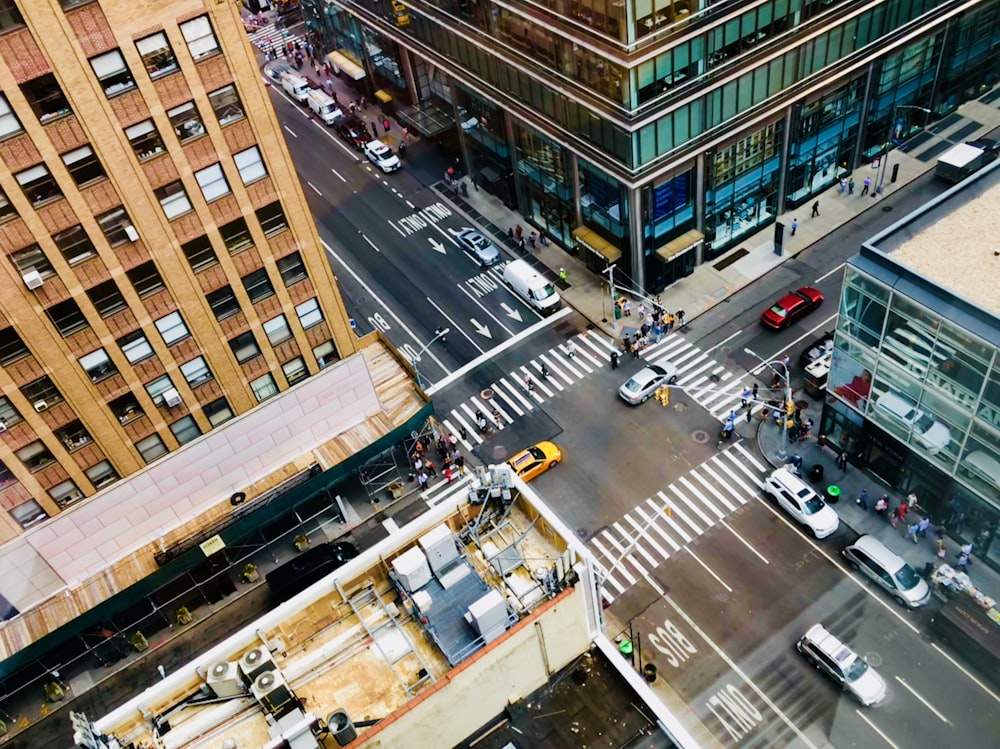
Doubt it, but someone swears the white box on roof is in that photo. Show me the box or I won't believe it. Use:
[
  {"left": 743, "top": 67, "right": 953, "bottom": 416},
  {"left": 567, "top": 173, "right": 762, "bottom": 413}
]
[{"left": 392, "top": 546, "right": 431, "bottom": 592}]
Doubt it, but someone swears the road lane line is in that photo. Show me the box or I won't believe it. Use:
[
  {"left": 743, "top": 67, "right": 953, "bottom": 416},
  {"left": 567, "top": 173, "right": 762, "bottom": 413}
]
[
  {"left": 685, "top": 549, "right": 732, "bottom": 592},
  {"left": 733, "top": 441, "right": 768, "bottom": 472},
  {"left": 815, "top": 261, "right": 846, "bottom": 283},
  {"left": 499, "top": 377, "right": 534, "bottom": 411},
  {"left": 624, "top": 513, "right": 669, "bottom": 560},
  {"left": 387, "top": 219, "right": 405, "bottom": 236},
  {"left": 455, "top": 283, "right": 515, "bottom": 337},
  {"left": 441, "top": 418, "right": 474, "bottom": 451},
  {"left": 361, "top": 234, "right": 381, "bottom": 253},
  {"left": 331, "top": 168, "right": 347, "bottom": 183},
  {"left": 490, "top": 382, "right": 523, "bottom": 416},
  {"left": 893, "top": 677, "right": 950, "bottom": 723},
  {"left": 634, "top": 504, "right": 681, "bottom": 551},
  {"left": 307, "top": 181, "right": 322, "bottom": 196},
  {"left": 424, "top": 295, "right": 485, "bottom": 354},
  {"left": 929, "top": 644, "right": 1000, "bottom": 703},
  {"left": 853, "top": 711, "right": 900, "bottom": 748},
  {"left": 282, "top": 124, "right": 298, "bottom": 138},
  {"left": 703, "top": 328, "right": 744, "bottom": 354},
  {"left": 519, "top": 366, "right": 552, "bottom": 398},
  {"left": 532, "top": 358, "right": 566, "bottom": 390},
  {"left": 720, "top": 520, "right": 770, "bottom": 564}
]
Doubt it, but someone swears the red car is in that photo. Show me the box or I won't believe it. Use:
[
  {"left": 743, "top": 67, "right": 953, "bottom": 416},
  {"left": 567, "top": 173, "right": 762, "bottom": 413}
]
[{"left": 760, "top": 286, "right": 824, "bottom": 330}]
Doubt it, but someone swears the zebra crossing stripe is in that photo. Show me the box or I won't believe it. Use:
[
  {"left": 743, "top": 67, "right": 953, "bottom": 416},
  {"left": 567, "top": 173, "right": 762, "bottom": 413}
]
[
  {"left": 600, "top": 529, "right": 648, "bottom": 579},
  {"left": 662, "top": 345, "right": 703, "bottom": 369},
  {"left": 651, "top": 495, "right": 694, "bottom": 542},
  {"left": 727, "top": 448, "right": 769, "bottom": 486},
  {"left": 499, "top": 377, "right": 534, "bottom": 411},
  {"left": 441, "top": 418, "right": 474, "bottom": 451},
  {"left": 634, "top": 503, "right": 682, "bottom": 551},
  {"left": 591, "top": 536, "right": 636, "bottom": 586},
  {"left": 552, "top": 349, "right": 586, "bottom": 378},
  {"left": 677, "top": 357, "right": 715, "bottom": 384},
  {"left": 561, "top": 344, "right": 595, "bottom": 373},
  {"left": 677, "top": 477, "right": 727, "bottom": 520},
  {"left": 575, "top": 333, "right": 607, "bottom": 360},
  {"left": 448, "top": 410, "right": 481, "bottom": 445},
  {"left": 457, "top": 404, "right": 485, "bottom": 443},
  {"left": 624, "top": 513, "right": 669, "bottom": 561},
  {"left": 536, "top": 355, "right": 571, "bottom": 386},
  {"left": 517, "top": 367, "right": 549, "bottom": 400},
  {"left": 470, "top": 395, "right": 509, "bottom": 427},
  {"left": 689, "top": 472, "right": 740, "bottom": 513},
  {"left": 490, "top": 382, "right": 523, "bottom": 417},
  {"left": 733, "top": 441, "right": 768, "bottom": 472},
  {"left": 612, "top": 521, "right": 658, "bottom": 568},
  {"left": 665, "top": 487, "right": 710, "bottom": 532},
  {"left": 586, "top": 331, "right": 617, "bottom": 352},
  {"left": 706, "top": 459, "right": 756, "bottom": 498}
]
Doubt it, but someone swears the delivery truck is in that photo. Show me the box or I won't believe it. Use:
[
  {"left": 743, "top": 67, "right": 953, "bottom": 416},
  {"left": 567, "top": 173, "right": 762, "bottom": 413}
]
[
  {"left": 935, "top": 143, "right": 988, "bottom": 183},
  {"left": 502, "top": 259, "right": 560, "bottom": 314}
]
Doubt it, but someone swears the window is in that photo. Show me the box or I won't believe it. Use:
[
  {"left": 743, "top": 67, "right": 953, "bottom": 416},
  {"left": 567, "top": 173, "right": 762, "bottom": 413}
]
[
  {"left": 109, "top": 393, "right": 143, "bottom": 424},
  {"left": 0, "top": 327, "right": 29, "bottom": 366},
  {"left": 90, "top": 50, "right": 136, "bottom": 97},
  {"left": 117, "top": 330, "right": 154, "bottom": 363},
  {"left": 209, "top": 84, "right": 244, "bottom": 125},
  {"left": 86, "top": 460, "right": 120, "bottom": 489},
  {"left": 180, "top": 356, "right": 212, "bottom": 387},
  {"left": 0, "top": 93, "right": 22, "bottom": 138},
  {"left": 135, "top": 434, "right": 168, "bottom": 464},
  {"left": 46, "top": 299, "right": 89, "bottom": 337},
  {"left": 181, "top": 235, "right": 217, "bottom": 272},
  {"left": 144, "top": 374, "right": 175, "bottom": 407},
  {"left": 206, "top": 285, "right": 240, "bottom": 321},
  {"left": 60, "top": 0, "right": 95, "bottom": 10},
  {"left": 180, "top": 16, "right": 220, "bottom": 60},
  {"left": 154, "top": 311, "right": 189, "bottom": 345},
  {"left": 170, "top": 415, "right": 201, "bottom": 445},
  {"left": 296, "top": 298, "right": 323, "bottom": 328},
  {"left": 49, "top": 479, "right": 84, "bottom": 508},
  {"left": 0, "top": 189, "right": 16, "bottom": 221},
  {"left": 167, "top": 101, "right": 205, "bottom": 142},
  {"left": 54, "top": 420, "right": 92, "bottom": 452},
  {"left": 0, "top": 461, "right": 15, "bottom": 489},
  {"left": 16, "top": 164, "right": 62, "bottom": 206},
  {"left": 256, "top": 201, "right": 288, "bottom": 236},
  {"left": 282, "top": 357, "right": 308, "bottom": 384},
  {"left": 11, "top": 244, "right": 55, "bottom": 280},
  {"left": 16, "top": 440, "right": 55, "bottom": 472},
  {"left": 204, "top": 397, "right": 233, "bottom": 426},
  {"left": 19, "top": 75, "right": 71, "bottom": 123},
  {"left": 242, "top": 269, "right": 275, "bottom": 303},
  {"left": 312, "top": 340, "right": 339, "bottom": 368},
  {"left": 136, "top": 31, "right": 178, "bottom": 79},
  {"left": 62, "top": 145, "right": 106, "bottom": 185},
  {"left": 0, "top": 1, "right": 24, "bottom": 30},
  {"left": 277, "top": 252, "right": 308, "bottom": 286},
  {"left": 0, "top": 396, "right": 21, "bottom": 428},
  {"left": 154, "top": 181, "right": 192, "bottom": 219},
  {"left": 125, "top": 119, "right": 165, "bottom": 161},
  {"left": 86, "top": 280, "right": 128, "bottom": 317},
  {"left": 250, "top": 373, "right": 279, "bottom": 402},
  {"left": 263, "top": 315, "right": 292, "bottom": 345},
  {"left": 11, "top": 500, "right": 48, "bottom": 530},
  {"left": 195, "top": 163, "right": 230, "bottom": 201},
  {"left": 79, "top": 348, "right": 117, "bottom": 382},
  {"left": 21, "top": 376, "right": 63, "bottom": 407},
  {"left": 234, "top": 146, "right": 266, "bottom": 184},
  {"left": 96, "top": 206, "right": 133, "bottom": 246},
  {"left": 126, "top": 261, "right": 165, "bottom": 297},
  {"left": 229, "top": 332, "right": 260, "bottom": 363},
  {"left": 220, "top": 217, "right": 253, "bottom": 254},
  {"left": 53, "top": 225, "right": 96, "bottom": 265}
]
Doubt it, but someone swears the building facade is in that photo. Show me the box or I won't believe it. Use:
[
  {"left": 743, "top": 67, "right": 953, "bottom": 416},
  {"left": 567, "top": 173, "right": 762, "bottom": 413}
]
[
  {"left": 301, "top": 0, "right": 1000, "bottom": 292},
  {"left": 0, "top": 0, "right": 359, "bottom": 540}
]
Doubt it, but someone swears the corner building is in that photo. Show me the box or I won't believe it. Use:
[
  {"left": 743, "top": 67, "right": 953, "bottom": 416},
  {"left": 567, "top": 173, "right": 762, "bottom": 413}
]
[{"left": 303, "top": 0, "right": 1000, "bottom": 291}]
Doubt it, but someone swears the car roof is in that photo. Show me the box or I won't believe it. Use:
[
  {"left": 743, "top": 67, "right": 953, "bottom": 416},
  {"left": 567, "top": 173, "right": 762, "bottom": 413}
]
[
  {"left": 366, "top": 140, "right": 388, "bottom": 150},
  {"left": 804, "top": 624, "right": 854, "bottom": 663},
  {"left": 851, "top": 535, "right": 904, "bottom": 572}
]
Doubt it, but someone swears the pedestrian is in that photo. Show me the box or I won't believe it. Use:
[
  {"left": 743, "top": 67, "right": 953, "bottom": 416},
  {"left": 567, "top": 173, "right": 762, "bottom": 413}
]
[
  {"left": 455, "top": 453, "right": 466, "bottom": 473},
  {"left": 402, "top": 127, "right": 409, "bottom": 142},
  {"left": 676, "top": 309, "right": 685, "bottom": 327},
  {"left": 890, "top": 506, "right": 900, "bottom": 528},
  {"left": 448, "top": 433, "right": 458, "bottom": 448},
  {"left": 417, "top": 471, "right": 429, "bottom": 489},
  {"left": 652, "top": 322, "right": 662, "bottom": 342},
  {"left": 370, "top": 120, "right": 379, "bottom": 138},
  {"left": 382, "top": 117, "right": 390, "bottom": 132},
  {"left": 559, "top": 267, "right": 568, "bottom": 283},
  {"left": 525, "top": 374, "right": 534, "bottom": 392},
  {"left": 898, "top": 499, "right": 909, "bottom": 524},
  {"left": 610, "top": 350, "right": 619, "bottom": 369},
  {"left": 916, "top": 516, "right": 931, "bottom": 540},
  {"left": 492, "top": 407, "right": 503, "bottom": 429},
  {"left": 956, "top": 550, "right": 971, "bottom": 570},
  {"left": 906, "top": 522, "right": 920, "bottom": 543},
  {"left": 790, "top": 218, "right": 798, "bottom": 236},
  {"left": 848, "top": 177, "right": 855, "bottom": 194},
  {"left": 413, "top": 455, "right": 424, "bottom": 474},
  {"left": 459, "top": 425, "right": 467, "bottom": 441},
  {"left": 935, "top": 534, "right": 946, "bottom": 559},
  {"left": 861, "top": 176, "right": 871, "bottom": 195},
  {"left": 874, "top": 495, "right": 888, "bottom": 517},
  {"left": 443, "top": 466, "right": 453, "bottom": 484},
  {"left": 360, "top": 95, "right": 368, "bottom": 109},
  {"left": 637, "top": 303, "right": 646, "bottom": 319},
  {"left": 839, "top": 177, "right": 847, "bottom": 194},
  {"left": 515, "top": 224, "right": 523, "bottom": 240},
  {"left": 477, "top": 414, "right": 489, "bottom": 433},
  {"left": 746, "top": 403, "right": 753, "bottom": 423},
  {"left": 508, "top": 226, "right": 514, "bottom": 241},
  {"left": 837, "top": 451, "right": 848, "bottom": 472},
  {"left": 811, "top": 201, "right": 820, "bottom": 217},
  {"left": 752, "top": 383, "right": 759, "bottom": 401},
  {"left": 566, "top": 340, "right": 575, "bottom": 358},
  {"left": 424, "top": 459, "right": 437, "bottom": 477},
  {"left": 529, "top": 231, "right": 537, "bottom": 247},
  {"left": 741, "top": 386, "right": 752, "bottom": 407},
  {"left": 518, "top": 237, "right": 526, "bottom": 253},
  {"left": 452, "top": 447, "right": 461, "bottom": 463}
]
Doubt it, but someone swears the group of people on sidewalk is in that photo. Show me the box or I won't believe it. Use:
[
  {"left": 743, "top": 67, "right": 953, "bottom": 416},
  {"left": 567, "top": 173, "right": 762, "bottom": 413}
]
[
  {"left": 617, "top": 302, "right": 686, "bottom": 360},
  {"left": 412, "top": 433, "right": 467, "bottom": 488}
]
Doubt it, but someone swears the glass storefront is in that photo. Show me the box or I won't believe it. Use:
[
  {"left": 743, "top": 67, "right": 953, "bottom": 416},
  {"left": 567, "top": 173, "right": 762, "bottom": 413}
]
[
  {"left": 642, "top": 169, "right": 696, "bottom": 292},
  {"left": 513, "top": 123, "right": 574, "bottom": 247}
]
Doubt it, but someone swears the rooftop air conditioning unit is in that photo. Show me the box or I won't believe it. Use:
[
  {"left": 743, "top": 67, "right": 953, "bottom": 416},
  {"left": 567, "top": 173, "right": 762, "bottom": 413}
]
[
  {"left": 33, "top": 400, "right": 48, "bottom": 413},
  {"left": 251, "top": 670, "right": 294, "bottom": 715},
  {"left": 238, "top": 646, "right": 276, "bottom": 684},
  {"left": 124, "top": 224, "right": 139, "bottom": 242},
  {"left": 206, "top": 660, "right": 243, "bottom": 698},
  {"left": 162, "top": 388, "right": 182, "bottom": 407},
  {"left": 22, "top": 270, "right": 44, "bottom": 290}
]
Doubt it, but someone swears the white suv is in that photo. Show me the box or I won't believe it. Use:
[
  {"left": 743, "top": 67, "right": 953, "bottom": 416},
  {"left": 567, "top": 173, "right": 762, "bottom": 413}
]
[
  {"left": 797, "top": 624, "right": 887, "bottom": 706},
  {"left": 762, "top": 467, "right": 839, "bottom": 538}
]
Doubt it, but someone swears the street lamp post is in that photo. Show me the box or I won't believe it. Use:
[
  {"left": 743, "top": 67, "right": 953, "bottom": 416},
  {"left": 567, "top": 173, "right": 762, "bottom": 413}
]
[
  {"left": 744, "top": 347, "right": 792, "bottom": 462},
  {"left": 876, "top": 104, "right": 932, "bottom": 194},
  {"left": 410, "top": 327, "right": 450, "bottom": 388}
]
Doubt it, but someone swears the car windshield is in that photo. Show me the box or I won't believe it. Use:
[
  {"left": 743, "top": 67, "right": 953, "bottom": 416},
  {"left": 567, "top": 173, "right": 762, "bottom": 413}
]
[
  {"left": 803, "top": 496, "right": 826, "bottom": 515},
  {"left": 769, "top": 305, "right": 788, "bottom": 317},
  {"left": 894, "top": 563, "right": 921, "bottom": 590},
  {"left": 527, "top": 447, "right": 546, "bottom": 460},
  {"left": 844, "top": 655, "right": 869, "bottom": 681},
  {"left": 468, "top": 234, "right": 489, "bottom": 249},
  {"left": 534, "top": 284, "right": 555, "bottom": 300},
  {"left": 623, "top": 377, "right": 642, "bottom": 391}
]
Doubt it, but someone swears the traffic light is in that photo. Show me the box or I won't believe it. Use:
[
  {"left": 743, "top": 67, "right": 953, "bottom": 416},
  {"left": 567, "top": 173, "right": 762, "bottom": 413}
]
[
  {"left": 785, "top": 399, "right": 794, "bottom": 416},
  {"left": 655, "top": 386, "right": 670, "bottom": 406}
]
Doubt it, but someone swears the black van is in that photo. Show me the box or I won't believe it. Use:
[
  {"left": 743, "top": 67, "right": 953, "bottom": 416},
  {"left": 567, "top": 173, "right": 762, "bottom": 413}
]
[
  {"left": 930, "top": 597, "right": 1000, "bottom": 684},
  {"left": 266, "top": 541, "right": 359, "bottom": 603}
]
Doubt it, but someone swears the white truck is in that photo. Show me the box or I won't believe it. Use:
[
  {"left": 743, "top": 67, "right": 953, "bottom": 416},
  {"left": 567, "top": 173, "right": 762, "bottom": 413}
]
[
  {"left": 306, "top": 90, "right": 343, "bottom": 125},
  {"left": 280, "top": 73, "right": 311, "bottom": 103},
  {"left": 935, "top": 142, "right": 988, "bottom": 183},
  {"left": 502, "top": 259, "right": 560, "bottom": 314}
]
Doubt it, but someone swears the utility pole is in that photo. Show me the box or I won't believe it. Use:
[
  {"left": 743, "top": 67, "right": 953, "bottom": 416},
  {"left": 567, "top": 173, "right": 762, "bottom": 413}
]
[
  {"left": 602, "top": 264, "right": 618, "bottom": 332},
  {"left": 745, "top": 347, "right": 792, "bottom": 462}
]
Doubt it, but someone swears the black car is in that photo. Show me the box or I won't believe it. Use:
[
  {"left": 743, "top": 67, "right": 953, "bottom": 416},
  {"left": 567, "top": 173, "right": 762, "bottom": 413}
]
[
  {"left": 967, "top": 138, "right": 1000, "bottom": 164},
  {"left": 799, "top": 330, "right": 834, "bottom": 368},
  {"left": 335, "top": 115, "right": 368, "bottom": 150},
  {"left": 266, "top": 541, "right": 359, "bottom": 602}
]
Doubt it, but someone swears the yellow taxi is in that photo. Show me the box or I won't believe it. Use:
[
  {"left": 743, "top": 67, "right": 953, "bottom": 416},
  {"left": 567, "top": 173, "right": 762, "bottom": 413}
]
[{"left": 507, "top": 441, "right": 563, "bottom": 482}]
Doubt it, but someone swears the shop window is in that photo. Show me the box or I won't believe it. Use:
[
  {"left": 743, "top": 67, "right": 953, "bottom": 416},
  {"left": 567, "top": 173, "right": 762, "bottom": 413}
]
[
  {"left": 256, "top": 201, "right": 288, "bottom": 236},
  {"left": 181, "top": 235, "right": 217, "bottom": 272},
  {"left": 170, "top": 415, "right": 201, "bottom": 445},
  {"left": 10, "top": 500, "right": 48, "bottom": 530},
  {"left": 195, "top": 163, "right": 230, "bottom": 201},
  {"left": 62, "top": 144, "right": 107, "bottom": 185},
  {"left": 277, "top": 252, "right": 307, "bottom": 286},
  {"left": 282, "top": 356, "right": 308, "bottom": 384},
  {"left": 220, "top": 217, "right": 253, "bottom": 254},
  {"left": 229, "top": 331, "right": 260, "bottom": 363},
  {"left": 110, "top": 393, "right": 144, "bottom": 424},
  {"left": 85, "top": 459, "right": 120, "bottom": 489},
  {"left": 125, "top": 119, "right": 166, "bottom": 161},
  {"left": 144, "top": 374, "right": 175, "bottom": 407},
  {"left": 250, "top": 373, "right": 279, "bottom": 402},
  {"left": 241, "top": 268, "right": 275, "bottom": 303},
  {"left": 10, "top": 244, "right": 55, "bottom": 280},
  {"left": 312, "top": 340, "right": 338, "bottom": 369},
  {"left": 0, "top": 396, "right": 21, "bottom": 428},
  {"left": 167, "top": 101, "right": 206, "bottom": 142},
  {"left": 0, "top": 1, "right": 24, "bottom": 31},
  {"left": 86, "top": 280, "right": 128, "bottom": 318},
  {"left": 19, "top": 74, "right": 71, "bottom": 124},
  {"left": 209, "top": 84, "right": 244, "bottom": 126},
  {"left": 0, "top": 188, "right": 16, "bottom": 222},
  {"left": 46, "top": 298, "right": 90, "bottom": 337},
  {"left": 295, "top": 298, "right": 323, "bottom": 329},
  {"left": 206, "top": 285, "right": 239, "bottom": 321},
  {"left": 263, "top": 314, "right": 291, "bottom": 345},
  {"left": 154, "top": 311, "right": 189, "bottom": 345},
  {"left": 180, "top": 356, "right": 212, "bottom": 387},
  {"left": 90, "top": 50, "right": 136, "bottom": 97},
  {"left": 117, "top": 330, "right": 154, "bottom": 364},
  {"left": 0, "top": 328, "right": 30, "bottom": 366},
  {"left": 54, "top": 420, "right": 92, "bottom": 452},
  {"left": 78, "top": 348, "right": 117, "bottom": 383},
  {"left": 154, "top": 181, "right": 192, "bottom": 219},
  {"left": 180, "top": 16, "right": 220, "bottom": 61},
  {"left": 96, "top": 206, "right": 134, "bottom": 246},
  {"left": 203, "top": 396, "right": 234, "bottom": 426},
  {"left": 135, "top": 433, "right": 168, "bottom": 464},
  {"left": 136, "top": 31, "right": 178, "bottom": 79},
  {"left": 0, "top": 93, "right": 23, "bottom": 138},
  {"left": 49, "top": 479, "right": 84, "bottom": 508},
  {"left": 234, "top": 146, "right": 266, "bottom": 184},
  {"left": 126, "top": 261, "right": 165, "bottom": 297},
  {"left": 16, "top": 440, "right": 55, "bottom": 472},
  {"left": 53, "top": 225, "right": 96, "bottom": 265},
  {"left": 16, "top": 164, "right": 62, "bottom": 207}
]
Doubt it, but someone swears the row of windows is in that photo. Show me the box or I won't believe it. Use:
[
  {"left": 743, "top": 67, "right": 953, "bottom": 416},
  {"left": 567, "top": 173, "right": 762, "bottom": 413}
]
[{"left": 155, "top": 146, "right": 267, "bottom": 219}]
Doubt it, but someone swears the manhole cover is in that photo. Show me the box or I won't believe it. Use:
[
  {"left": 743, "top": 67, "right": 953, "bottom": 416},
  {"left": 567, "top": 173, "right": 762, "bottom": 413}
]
[
  {"left": 675, "top": 402, "right": 687, "bottom": 412},
  {"left": 864, "top": 652, "right": 883, "bottom": 668},
  {"left": 882, "top": 206, "right": 893, "bottom": 212},
  {"left": 491, "top": 444, "right": 508, "bottom": 461},
  {"left": 693, "top": 430, "right": 711, "bottom": 444},
  {"left": 481, "top": 388, "right": 494, "bottom": 400},
  {"left": 794, "top": 399, "right": 809, "bottom": 409},
  {"left": 358, "top": 296, "right": 368, "bottom": 304}
]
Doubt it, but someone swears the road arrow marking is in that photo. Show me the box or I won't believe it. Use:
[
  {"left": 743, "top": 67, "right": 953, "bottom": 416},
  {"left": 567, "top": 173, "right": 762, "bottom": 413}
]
[
  {"left": 500, "top": 303, "right": 522, "bottom": 322},
  {"left": 428, "top": 238, "right": 446, "bottom": 254},
  {"left": 470, "top": 319, "right": 492, "bottom": 338}
]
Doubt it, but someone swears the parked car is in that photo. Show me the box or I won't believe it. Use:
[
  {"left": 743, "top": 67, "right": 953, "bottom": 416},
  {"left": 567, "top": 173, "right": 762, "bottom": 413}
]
[
  {"left": 507, "top": 441, "right": 562, "bottom": 482},
  {"left": 266, "top": 541, "right": 359, "bottom": 602},
  {"left": 762, "top": 467, "right": 839, "bottom": 538},
  {"left": 457, "top": 229, "right": 501, "bottom": 267},
  {"left": 797, "top": 624, "right": 887, "bottom": 706},
  {"left": 873, "top": 391, "right": 951, "bottom": 453},
  {"left": 799, "top": 330, "right": 834, "bottom": 368},
  {"left": 842, "top": 535, "right": 931, "bottom": 608},
  {"left": 618, "top": 363, "right": 679, "bottom": 405},
  {"left": 335, "top": 115, "right": 369, "bottom": 150},
  {"left": 967, "top": 137, "right": 1000, "bottom": 163},
  {"left": 363, "top": 140, "right": 401, "bottom": 173},
  {"left": 760, "top": 286, "right": 824, "bottom": 330}
]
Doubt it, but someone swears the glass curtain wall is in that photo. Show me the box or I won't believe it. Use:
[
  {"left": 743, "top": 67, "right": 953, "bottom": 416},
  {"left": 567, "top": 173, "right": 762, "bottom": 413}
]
[
  {"left": 455, "top": 84, "right": 514, "bottom": 206},
  {"left": 642, "top": 168, "right": 696, "bottom": 291},
  {"left": 513, "top": 123, "right": 574, "bottom": 246},
  {"left": 934, "top": 1, "right": 1000, "bottom": 113}
]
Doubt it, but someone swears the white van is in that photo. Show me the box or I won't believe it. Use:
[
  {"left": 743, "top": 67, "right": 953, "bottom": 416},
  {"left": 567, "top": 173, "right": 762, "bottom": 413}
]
[
  {"left": 280, "top": 73, "right": 311, "bottom": 103},
  {"left": 306, "top": 90, "right": 343, "bottom": 125},
  {"left": 502, "top": 259, "right": 560, "bottom": 313}
]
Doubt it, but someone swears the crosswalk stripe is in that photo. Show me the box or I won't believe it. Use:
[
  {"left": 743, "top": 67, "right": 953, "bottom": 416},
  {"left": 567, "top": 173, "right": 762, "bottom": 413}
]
[
  {"left": 553, "top": 348, "right": 587, "bottom": 378},
  {"left": 600, "top": 529, "right": 648, "bottom": 579},
  {"left": 689, "top": 472, "right": 740, "bottom": 513},
  {"left": 587, "top": 330, "right": 617, "bottom": 351},
  {"left": 650, "top": 495, "right": 694, "bottom": 543},
  {"left": 612, "top": 521, "right": 659, "bottom": 568},
  {"left": 576, "top": 333, "right": 608, "bottom": 359},
  {"left": 449, "top": 410, "right": 482, "bottom": 445},
  {"left": 677, "top": 357, "right": 714, "bottom": 383},
  {"left": 661, "top": 345, "right": 702, "bottom": 369},
  {"left": 458, "top": 404, "right": 486, "bottom": 442},
  {"left": 499, "top": 376, "right": 534, "bottom": 411},
  {"left": 624, "top": 513, "right": 669, "bottom": 560},
  {"left": 490, "top": 382, "right": 523, "bottom": 417},
  {"left": 707, "top": 458, "right": 756, "bottom": 498},
  {"left": 470, "top": 395, "right": 510, "bottom": 427},
  {"left": 594, "top": 534, "right": 638, "bottom": 585},
  {"left": 530, "top": 359, "right": 565, "bottom": 390},
  {"left": 678, "top": 476, "right": 728, "bottom": 519},
  {"left": 634, "top": 504, "right": 681, "bottom": 551},
  {"left": 601, "top": 588, "right": 616, "bottom": 604},
  {"left": 518, "top": 366, "right": 552, "bottom": 398},
  {"left": 733, "top": 441, "right": 768, "bottom": 472},
  {"left": 562, "top": 343, "right": 595, "bottom": 373},
  {"left": 441, "top": 418, "right": 474, "bottom": 451},
  {"left": 536, "top": 354, "right": 573, "bottom": 385},
  {"left": 667, "top": 485, "right": 713, "bottom": 529},
  {"left": 727, "top": 450, "right": 769, "bottom": 487},
  {"left": 701, "top": 383, "right": 741, "bottom": 411},
  {"left": 643, "top": 336, "right": 685, "bottom": 358},
  {"left": 589, "top": 551, "right": 627, "bottom": 595},
  {"left": 657, "top": 490, "right": 701, "bottom": 536}
]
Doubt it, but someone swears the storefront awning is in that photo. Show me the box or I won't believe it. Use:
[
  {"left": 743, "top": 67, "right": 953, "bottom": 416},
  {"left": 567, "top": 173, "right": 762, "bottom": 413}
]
[
  {"left": 655, "top": 229, "right": 703, "bottom": 262},
  {"left": 573, "top": 226, "right": 621, "bottom": 263},
  {"left": 327, "top": 51, "right": 366, "bottom": 80}
]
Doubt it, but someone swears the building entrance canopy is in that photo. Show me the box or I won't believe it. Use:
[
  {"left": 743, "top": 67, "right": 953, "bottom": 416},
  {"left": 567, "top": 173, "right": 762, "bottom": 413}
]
[
  {"left": 573, "top": 226, "right": 621, "bottom": 263},
  {"left": 326, "top": 51, "right": 365, "bottom": 80},
  {"left": 656, "top": 229, "right": 703, "bottom": 263}
]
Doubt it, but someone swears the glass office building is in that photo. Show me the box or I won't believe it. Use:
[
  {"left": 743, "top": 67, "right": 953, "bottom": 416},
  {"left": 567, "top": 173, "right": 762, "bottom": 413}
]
[
  {"left": 825, "top": 163, "right": 1000, "bottom": 572},
  {"left": 301, "top": 0, "right": 1000, "bottom": 292}
]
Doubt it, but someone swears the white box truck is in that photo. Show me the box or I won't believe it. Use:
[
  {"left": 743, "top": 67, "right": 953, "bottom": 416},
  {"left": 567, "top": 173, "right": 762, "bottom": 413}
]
[
  {"left": 306, "top": 90, "right": 343, "bottom": 125},
  {"left": 935, "top": 143, "right": 988, "bottom": 183},
  {"left": 502, "top": 259, "right": 560, "bottom": 314},
  {"left": 280, "top": 73, "right": 311, "bottom": 103}
]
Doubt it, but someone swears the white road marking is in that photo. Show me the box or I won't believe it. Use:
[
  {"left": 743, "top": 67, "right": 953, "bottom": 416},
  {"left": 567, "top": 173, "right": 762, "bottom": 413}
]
[
  {"left": 331, "top": 168, "right": 347, "bottom": 183},
  {"left": 685, "top": 549, "right": 732, "bottom": 592},
  {"left": 930, "top": 644, "right": 1000, "bottom": 703},
  {"left": 689, "top": 471, "right": 740, "bottom": 512},
  {"left": 667, "top": 485, "right": 714, "bottom": 529},
  {"left": 703, "top": 328, "right": 744, "bottom": 354},
  {"left": 499, "top": 376, "right": 534, "bottom": 411},
  {"left": 455, "top": 283, "right": 515, "bottom": 337},
  {"left": 406, "top": 200, "right": 415, "bottom": 209},
  {"left": 586, "top": 331, "right": 617, "bottom": 351},
  {"left": 624, "top": 513, "right": 669, "bottom": 561},
  {"left": 853, "top": 710, "right": 900, "bottom": 749},
  {"left": 634, "top": 504, "right": 681, "bottom": 551},
  {"left": 490, "top": 382, "right": 523, "bottom": 416},
  {"left": 655, "top": 491, "right": 698, "bottom": 539},
  {"left": 815, "top": 261, "right": 846, "bottom": 283},
  {"left": 893, "top": 677, "right": 950, "bottom": 723},
  {"left": 440, "top": 418, "right": 474, "bottom": 451},
  {"left": 361, "top": 234, "right": 380, "bottom": 253},
  {"left": 531, "top": 360, "right": 565, "bottom": 391},
  {"left": 518, "top": 366, "right": 552, "bottom": 398},
  {"left": 424, "top": 295, "right": 485, "bottom": 354},
  {"left": 613, "top": 520, "right": 658, "bottom": 568},
  {"left": 677, "top": 477, "right": 727, "bottom": 520},
  {"left": 545, "top": 351, "right": 581, "bottom": 381},
  {"left": 387, "top": 219, "right": 405, "bottom": 236},
  {"left": 307, "top": 181, "right": 322, "bottom": 196},
  {"left": 720, "top": 520, "right": 770, "bottom": 564},
  {"left": 283, "top": 124, "right": 298, "bottom": 138},
  {"left": 595, "top": 534, "right": 638, "bottom": 585},
  {"left": 733, "top": 442, "right": 768, "bottom": 472}
]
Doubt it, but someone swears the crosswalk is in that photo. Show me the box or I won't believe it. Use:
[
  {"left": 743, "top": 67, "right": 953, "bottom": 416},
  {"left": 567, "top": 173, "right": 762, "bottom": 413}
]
[
  {"left": 589, "top": 443, "right": 768, "bottom": 605},
  {"left": 421, "top": 471, "right": 476, "bottom": 507},
  {"left": 247, "top": 24, "right": 305, "bottom": 57}
]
